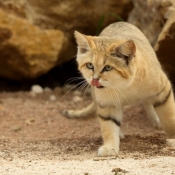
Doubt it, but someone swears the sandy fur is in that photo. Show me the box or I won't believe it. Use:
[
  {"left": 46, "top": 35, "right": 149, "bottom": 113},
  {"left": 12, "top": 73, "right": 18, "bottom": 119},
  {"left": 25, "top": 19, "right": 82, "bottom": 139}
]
[{"left": 61, "top": 22, "right": 175, "bottom": 157}]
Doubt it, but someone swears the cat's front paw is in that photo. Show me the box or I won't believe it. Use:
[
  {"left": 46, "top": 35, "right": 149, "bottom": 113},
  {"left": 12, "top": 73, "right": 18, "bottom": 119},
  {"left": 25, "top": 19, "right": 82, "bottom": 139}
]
[
  {"left": 97, "top": 146, "right": 119, "bottom": 157},
  {"left": 60, "top": 109, "right": 75, "bottom": 118}
]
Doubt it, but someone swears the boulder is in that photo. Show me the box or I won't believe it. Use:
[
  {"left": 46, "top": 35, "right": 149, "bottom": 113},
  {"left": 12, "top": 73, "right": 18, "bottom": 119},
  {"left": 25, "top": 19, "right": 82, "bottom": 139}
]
[
  {"left": 0, "top": 9, "right": 65, "bottom": 80},
  {"left": 166, "top": 139, "right": 175, "bottom": 148},
  {"left": 128, "top": 0, "right": 175, "bottom": 85},
  {"left": 0, "top": 0, "right": 133, "bottom": 80},
  {"left": 128, "top": 0, "right": 175, "bottom": 45},
  {"left": 26, "top": 0, "right": 133, "bottom": 63},
  {"left": 0, "top": 0, "right": 27, "bottom": 18},
  {"left": 154, "top": 11, "right": 175, "bottom": 84}
]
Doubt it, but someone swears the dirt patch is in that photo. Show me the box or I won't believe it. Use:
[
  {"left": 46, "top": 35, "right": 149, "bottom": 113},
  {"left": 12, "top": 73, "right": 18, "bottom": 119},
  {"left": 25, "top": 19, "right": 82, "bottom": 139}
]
[{"left": 0, "top": 88, "right": 175, "bottom": 175}]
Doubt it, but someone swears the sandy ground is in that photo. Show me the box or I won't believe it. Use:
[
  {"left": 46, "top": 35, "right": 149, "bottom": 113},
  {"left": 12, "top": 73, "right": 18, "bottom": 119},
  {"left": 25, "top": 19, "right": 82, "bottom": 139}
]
[{"left": 0, "top": 87, "right": 175, "bottom": 175}]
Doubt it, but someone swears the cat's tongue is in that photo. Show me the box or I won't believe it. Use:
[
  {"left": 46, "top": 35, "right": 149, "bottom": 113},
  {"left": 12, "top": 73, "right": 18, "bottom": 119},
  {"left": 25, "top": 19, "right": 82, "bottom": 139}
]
[{"left": 91, "top": 79, "right": 101, "bottom": 88}]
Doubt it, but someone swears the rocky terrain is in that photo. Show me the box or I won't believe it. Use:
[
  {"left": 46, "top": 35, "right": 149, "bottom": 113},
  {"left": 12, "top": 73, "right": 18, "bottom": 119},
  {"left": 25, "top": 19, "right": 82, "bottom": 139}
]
[
  {"left": 0, "top": 86, "right": 174, "bottom": 175},
  {"left": 0, "top": 0, "right": 175, "bottom": 174}
]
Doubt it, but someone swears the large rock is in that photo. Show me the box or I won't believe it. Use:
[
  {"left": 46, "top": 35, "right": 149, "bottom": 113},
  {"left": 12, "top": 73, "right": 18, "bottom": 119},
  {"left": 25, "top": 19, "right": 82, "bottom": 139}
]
[
  {"left": 128, "top": 0, "right": 175, "bottom": 85},
  {"left": 26, "top": 0, "right": 132, "bottom": 31},
  {"left": 128, "top": 0, "right": 175, "bottom": 45},
  {"left": 154, "top": 11, "right": 175, "bottom": 84},
  {"left": 0, "top": 0, "right": 133, "bottom": 80},
  {"left": 26, "top": 0, "right": 133, "bottom": 63},
  {"left": 0, "top": 9, "right": 65, "bottom": 80},
  {"left": 0, "top": 0, "right": 27, "bottom": 18}
]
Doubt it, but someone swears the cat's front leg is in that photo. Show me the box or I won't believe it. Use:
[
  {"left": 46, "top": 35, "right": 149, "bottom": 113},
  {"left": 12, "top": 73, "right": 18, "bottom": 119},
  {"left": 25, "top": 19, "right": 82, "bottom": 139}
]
[
  {"left": 97, "top": 106, "right": 122, "bottom": 157},
  {"left": 61, "top": 102, "right": 96, "bottom": 119}
]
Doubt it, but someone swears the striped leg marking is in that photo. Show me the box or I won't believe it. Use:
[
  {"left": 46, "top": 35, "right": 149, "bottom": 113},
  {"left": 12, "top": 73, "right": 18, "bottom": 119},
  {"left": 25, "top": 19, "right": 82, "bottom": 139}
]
[{"left": 99, "top": 114, "right": 121, "bottom": 127}]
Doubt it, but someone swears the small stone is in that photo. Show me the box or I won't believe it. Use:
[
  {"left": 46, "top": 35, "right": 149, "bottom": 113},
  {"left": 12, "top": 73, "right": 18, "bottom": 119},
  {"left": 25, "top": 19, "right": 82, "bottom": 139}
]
[
  {"left": 50, "top": 95, "right": 56, "bottom": 101},
  {"left": 12, "top": 127, "right": 21, "bottom": 132},
  {"left": 71, "top": 131, "right": 76, "bottom": 134},
  {"left": 74, "top": 90, "right": 82, "bottom": 96},
  {"left": 31, "top": 85, "right": 43, "bottom": 94},
  {"left": 25, "top": 118, "right": 35, "bottom": 125},
  {"left": 64, "top": 84, "right": 75, "bottom": 90},
  {"left": 44, "top": 87, "right": 52, "bottom": 92},
  {"left": 112, "top": 168, "right": 128, "bottom": 174},
  {"left": 167, "top": 147, "right": 175, "bottom": 151},
  {"left": 73, "top": 96, "right": 83, "bottom": 103},
  {"left": 166, "top": 139, "right": 175, "bottom": 147}
]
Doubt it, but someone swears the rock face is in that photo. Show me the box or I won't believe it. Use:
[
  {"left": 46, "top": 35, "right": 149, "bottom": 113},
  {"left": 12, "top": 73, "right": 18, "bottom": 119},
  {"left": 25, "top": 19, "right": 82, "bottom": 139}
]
[
  {"left": 128, "top": 0, "right": 175, "bottom": 46},
  {"left": 25, "top": 0, "right": 133, "bottom": 64},
  {"left": 154, "top": 11, "right": 175, "bottom": 84},
  {"left": 128, "top": 0, "right": 175, "bottom": 85},
  {"left": 26, "top": 0, "right": 132, "bottom": 31},
  {"left": 0, "top": 9, "right": 65, "bottom": 80},
  {"left": 0, "top": 0, "right": 133, "bottom": 80}
]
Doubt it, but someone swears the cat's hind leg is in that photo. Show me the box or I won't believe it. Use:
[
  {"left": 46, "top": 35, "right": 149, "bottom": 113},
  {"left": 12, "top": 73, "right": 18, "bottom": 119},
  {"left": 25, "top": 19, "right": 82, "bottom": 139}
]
[
  {"left": 154, "top": 90, "right": 175, "bottom": 138},
  {"left": 142, "top": 101, "right": 161, "bottom": 130}
]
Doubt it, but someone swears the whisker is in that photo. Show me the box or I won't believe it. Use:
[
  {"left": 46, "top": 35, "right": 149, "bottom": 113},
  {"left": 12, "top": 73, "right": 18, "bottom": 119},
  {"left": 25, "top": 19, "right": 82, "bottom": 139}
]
[
  {"left": 108, "top": 87, "right": 117, "bottom": 107},
  {"left": 108, "top": 83, "right": 121, "bottom": 108},
  {"left": 115, "top": 86, "right": 130, "bottom": 106},
  {"left": 64, "top": 77, "right": 85, "bottom": 85},
  {"left": 60, "top": 80, "right": 87, "bottom": 101},
  {"left": 102, "top": 82, "right": 120, "bottom": 107},
  {"left": 71, "top": 80, "right": 89, "bottom": 101},
  {"left": 82, "top": 84, "right": 91, "bottom": 100},
  {"left": 109, "top": 81, "right": 130, "bottom": 106},
  {"left": 103, "top": 81, "right": 130, "bottom": 106},
  {"left": 72, "top": 80, "right": 88, "bottom": 97}
]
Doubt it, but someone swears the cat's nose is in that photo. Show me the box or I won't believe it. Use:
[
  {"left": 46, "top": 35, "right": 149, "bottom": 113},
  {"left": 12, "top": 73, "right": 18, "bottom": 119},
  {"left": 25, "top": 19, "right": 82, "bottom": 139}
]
[{"left": 92, "top": 74, "right": 99, "bottom": 80}]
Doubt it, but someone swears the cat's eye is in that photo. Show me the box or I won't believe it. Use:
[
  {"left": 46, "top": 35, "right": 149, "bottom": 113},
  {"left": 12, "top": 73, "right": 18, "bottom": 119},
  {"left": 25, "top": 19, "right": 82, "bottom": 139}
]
[
  {"left": 103, "top": 65, "right": 113, "bottom": 72},
  {"left": 86, "top": 62, "right": 94, "bottom": 70}
]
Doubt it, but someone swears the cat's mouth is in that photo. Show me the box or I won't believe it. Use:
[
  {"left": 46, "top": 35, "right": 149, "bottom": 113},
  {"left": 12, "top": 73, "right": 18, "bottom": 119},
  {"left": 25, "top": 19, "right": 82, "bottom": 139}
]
[
  {"left": 96, "top": 85, "right": 104, "bottom": 88},
  {"left": 91, "top": 79, "right": 104, "bottom": 88}
]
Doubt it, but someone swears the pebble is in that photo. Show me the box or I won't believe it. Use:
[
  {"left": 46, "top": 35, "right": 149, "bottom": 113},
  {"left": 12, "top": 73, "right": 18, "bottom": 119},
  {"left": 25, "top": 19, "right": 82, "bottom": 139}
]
[
  {"left": 166, "top": 139, "right": 175, "bottom": 147},
  {"left": 31, "top": 85, "right": 43, "bottom": 94},
  {"left": 50, "top": 95, "right": 56, "bottom": 101},
  {"left": 44, "top": 87, "right": 52, "bottom": 92},
  {"left": 74, "top": 90, "right": 82, "bottom": 96},
  {"left": 73, "top": 96, "right": 83, "bottom": 103},
  {"left": 64, "top": 84, "right": 75, "bottom": 90},
  {"left": 25, "top": 118, "right": 35, "bottom": 125}
]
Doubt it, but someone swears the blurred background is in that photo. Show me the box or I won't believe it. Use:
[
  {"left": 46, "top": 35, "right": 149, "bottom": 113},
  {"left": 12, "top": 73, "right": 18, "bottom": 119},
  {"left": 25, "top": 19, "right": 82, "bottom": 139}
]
[{"left": 0, "top": 0, "right": 174, "bottom": 91}]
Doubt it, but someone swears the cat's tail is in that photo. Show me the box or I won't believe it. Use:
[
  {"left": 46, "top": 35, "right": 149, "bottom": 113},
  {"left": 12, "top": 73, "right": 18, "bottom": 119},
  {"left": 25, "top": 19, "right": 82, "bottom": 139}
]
[{"left": 60, "top": 102, "right": 96, "bottom": 120}]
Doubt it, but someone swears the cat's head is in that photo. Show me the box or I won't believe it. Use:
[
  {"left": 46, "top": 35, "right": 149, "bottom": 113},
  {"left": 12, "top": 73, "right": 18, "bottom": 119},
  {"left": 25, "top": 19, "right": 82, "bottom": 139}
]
[{"left": 75, "top": 31, "right": 137, "bottom": 90}]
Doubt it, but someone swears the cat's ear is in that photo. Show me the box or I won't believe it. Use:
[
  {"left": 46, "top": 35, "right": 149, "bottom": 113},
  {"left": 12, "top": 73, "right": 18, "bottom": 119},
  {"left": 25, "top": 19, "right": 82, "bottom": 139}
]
[
  {"left": 111, "top": 40, "right": 136, "bottom": 65},
  {"left": 74, "top": 31, "right": 90, "bottom": 54}
]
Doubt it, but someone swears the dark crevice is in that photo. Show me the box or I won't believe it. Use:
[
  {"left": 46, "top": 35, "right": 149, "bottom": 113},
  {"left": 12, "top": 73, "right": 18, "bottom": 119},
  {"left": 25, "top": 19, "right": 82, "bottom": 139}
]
[{"left": 0, "top": 59, "right": 82, "bottom": 92}]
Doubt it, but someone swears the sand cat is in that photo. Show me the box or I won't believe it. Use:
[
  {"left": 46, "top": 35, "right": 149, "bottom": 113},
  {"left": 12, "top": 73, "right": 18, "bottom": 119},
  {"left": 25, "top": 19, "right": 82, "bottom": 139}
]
[{"left": 61, "top": 22, "right": 175, "bottom": 157}]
